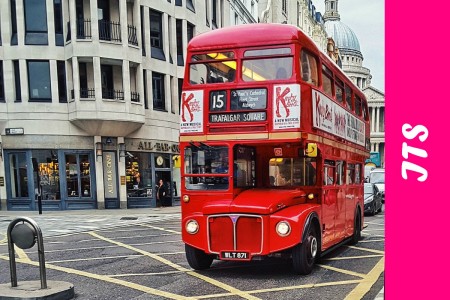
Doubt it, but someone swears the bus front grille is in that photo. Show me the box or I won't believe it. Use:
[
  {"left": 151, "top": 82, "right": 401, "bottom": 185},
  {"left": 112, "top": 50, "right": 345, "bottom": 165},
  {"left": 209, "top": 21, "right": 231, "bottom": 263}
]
[{"left": 208, "top": 215, "right": 263, "bottom": 254}]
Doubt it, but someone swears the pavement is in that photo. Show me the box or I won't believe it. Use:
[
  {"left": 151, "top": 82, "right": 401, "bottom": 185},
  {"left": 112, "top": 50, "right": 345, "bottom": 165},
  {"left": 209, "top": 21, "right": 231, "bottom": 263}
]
[
  {"left": 0, "top": 206, "right": 181, "bottom": 238},
  {"left": 0, "top": 206, "right": 384, "bottom": 299}
]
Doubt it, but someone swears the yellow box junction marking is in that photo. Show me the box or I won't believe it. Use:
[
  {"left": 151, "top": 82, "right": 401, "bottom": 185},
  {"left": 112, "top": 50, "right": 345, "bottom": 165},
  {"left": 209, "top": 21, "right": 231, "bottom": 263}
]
[{"left": 89, "top": 231, "right": 262, "bottom": 300}]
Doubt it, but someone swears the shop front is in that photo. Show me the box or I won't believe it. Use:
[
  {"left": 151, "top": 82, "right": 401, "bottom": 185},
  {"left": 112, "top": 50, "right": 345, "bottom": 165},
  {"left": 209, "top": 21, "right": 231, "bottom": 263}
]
[
  {"left": 1, "top": 137, "right": 180, "bottom": 211},
  {"left": 4, "top": 149, "right": 96, "bottom": 211},
  {"left": 124, "top": 139, "right": 180, "bottom": 208}
]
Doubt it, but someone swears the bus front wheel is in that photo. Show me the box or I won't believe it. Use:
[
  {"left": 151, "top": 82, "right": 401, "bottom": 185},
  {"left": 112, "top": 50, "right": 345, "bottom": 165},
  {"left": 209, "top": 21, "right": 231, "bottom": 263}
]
[
  {"left": 292, "top": 225, "right": 318, "bottom": 275},
  {"left": 185, "top": 244, "right": 214, "bottom": 270}
]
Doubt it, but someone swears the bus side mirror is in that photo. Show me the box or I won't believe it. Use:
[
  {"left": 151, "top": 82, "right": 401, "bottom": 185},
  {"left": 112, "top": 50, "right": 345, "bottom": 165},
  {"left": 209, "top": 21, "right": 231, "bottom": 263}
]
[{"left": 304, "top": 143, "right": 317, "bottom": 157}]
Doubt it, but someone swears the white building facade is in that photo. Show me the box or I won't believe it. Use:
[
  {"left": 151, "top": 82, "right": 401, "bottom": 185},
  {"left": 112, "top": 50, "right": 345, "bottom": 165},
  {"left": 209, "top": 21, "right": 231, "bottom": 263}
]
[{"left": 0, "top": 0, "right": 232, "bottom": 211}]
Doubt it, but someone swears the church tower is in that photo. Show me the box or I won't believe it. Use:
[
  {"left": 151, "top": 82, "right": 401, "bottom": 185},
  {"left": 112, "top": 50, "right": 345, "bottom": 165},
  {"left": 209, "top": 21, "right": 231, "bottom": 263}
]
[{"left": 323, "top": 0, "right": 340, "bottom": 21}]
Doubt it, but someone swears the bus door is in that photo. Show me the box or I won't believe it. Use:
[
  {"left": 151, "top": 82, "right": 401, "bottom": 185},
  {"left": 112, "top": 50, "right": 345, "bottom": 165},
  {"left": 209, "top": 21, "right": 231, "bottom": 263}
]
[
  {"left": 334, "top": 161, "right": 346, "bottom": 241},
  {"left": 345, "top": 163, "right": 358, "bottom": 237},
  {"left": 233, "top": 145, "right": 255, "bottom": 190},
  {"left": 322, "top": 160, "right": 338, "bottom": 248}
]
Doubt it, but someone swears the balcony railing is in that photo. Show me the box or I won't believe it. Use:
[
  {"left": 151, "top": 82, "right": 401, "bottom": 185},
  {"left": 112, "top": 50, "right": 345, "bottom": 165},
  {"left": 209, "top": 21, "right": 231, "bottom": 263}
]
[
  {"left": 102, "top": 89, "right": 124, "bottom": 100},
  {"left": 99, "top": 20, "right": 121, "bottom": 42},
  {"left": 71, "top": 88, "right": 95, "bottom": 99},
  {"left": 77, "top": 19, "right": 92, "bottom": 39},
  {"left": 131, "top": 92, "right": 140, "bottom": 102},
  {"left": 128, "top": 25, "right": 138, "bottom": 46}
]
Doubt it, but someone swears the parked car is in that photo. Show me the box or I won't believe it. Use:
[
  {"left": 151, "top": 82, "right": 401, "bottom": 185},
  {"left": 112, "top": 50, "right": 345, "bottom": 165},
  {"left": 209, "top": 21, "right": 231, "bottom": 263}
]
[
  {"left": 364, "top": 183, "right": 383, "bottom": 215},
  {"left": 369, "top": 168, "right": 385, "bottom": 203}
]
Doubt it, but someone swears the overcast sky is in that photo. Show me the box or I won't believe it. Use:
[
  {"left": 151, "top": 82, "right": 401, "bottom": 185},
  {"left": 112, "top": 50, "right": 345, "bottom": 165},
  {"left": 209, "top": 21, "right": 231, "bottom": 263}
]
[{"left": 313, "top": 0, "right": 385, "bottom": 91}]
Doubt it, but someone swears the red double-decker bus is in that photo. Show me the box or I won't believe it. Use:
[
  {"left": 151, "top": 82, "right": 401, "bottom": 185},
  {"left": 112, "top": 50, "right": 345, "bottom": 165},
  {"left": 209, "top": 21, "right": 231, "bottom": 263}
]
[{"left": 180, "top": 24, "right": 370, "bottom": 274}]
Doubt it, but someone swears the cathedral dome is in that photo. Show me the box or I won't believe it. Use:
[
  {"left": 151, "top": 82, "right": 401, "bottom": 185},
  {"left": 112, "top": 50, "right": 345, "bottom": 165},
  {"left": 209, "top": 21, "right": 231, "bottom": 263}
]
[{"left": 324, "top": 20, "right": 362, "bottom": 57}]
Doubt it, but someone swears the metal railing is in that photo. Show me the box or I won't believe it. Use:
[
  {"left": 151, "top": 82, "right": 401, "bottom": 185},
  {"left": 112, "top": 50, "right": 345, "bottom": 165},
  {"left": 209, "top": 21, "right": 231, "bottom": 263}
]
[
  {"left": 128, "top": 25, "right": 138, "bottom": 46},
  {"left": 131, "top": 91, "right": 140, "bottom": 102},
  {"left": 99, "top": 20, "right": 121, "bottom": 42},
  {"left": 71, "top": 88, "right": 95, "bottom": 99},
  {"left": 102, "top": 89, "right": 124, "bottom": 100},
  {"left": 77, "top": 19, "right": 92, "bottom": 39}
]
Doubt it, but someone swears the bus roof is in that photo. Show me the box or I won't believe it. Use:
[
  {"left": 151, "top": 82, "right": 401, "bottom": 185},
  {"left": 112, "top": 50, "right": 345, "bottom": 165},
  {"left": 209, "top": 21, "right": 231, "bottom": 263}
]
[{"left": 188, "top": 23, "right": 319, "bottom": 52}]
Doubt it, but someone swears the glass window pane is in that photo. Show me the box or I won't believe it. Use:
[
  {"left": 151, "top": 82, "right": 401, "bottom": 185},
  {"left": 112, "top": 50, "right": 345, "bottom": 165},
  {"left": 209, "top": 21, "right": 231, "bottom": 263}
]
[
  {"left": 28, "top": 61, "right": 51, "bottom": 100},
  {"left": 66, "top": 154, "right": 79, "bottom": 197},
  {"left": 242, "top": 57, "right": 293, "bottom": 81},
  {"left": 80, "top": 155, "right": 91, "bottom": 197},
  {"left": 126, "top": 152, "right": 153, "bottom": 198},
  {"left": 32, "top": 150, "right": 60, "bottom": 200},
  {"left": 25, "top": 0, "right": 48, "bottom": 32},
  {"left": 9, "top": 153, "right": 29, "bottom": 198},
  {"left": 184, "top": 145, "right": 229, "bottom": 190}
]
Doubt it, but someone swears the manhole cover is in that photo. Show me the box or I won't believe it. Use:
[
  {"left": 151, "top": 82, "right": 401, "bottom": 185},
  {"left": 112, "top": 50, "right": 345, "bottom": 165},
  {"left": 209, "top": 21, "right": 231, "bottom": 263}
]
[{"left": 120, "top": 217, "right": 138, "bottom": 220}]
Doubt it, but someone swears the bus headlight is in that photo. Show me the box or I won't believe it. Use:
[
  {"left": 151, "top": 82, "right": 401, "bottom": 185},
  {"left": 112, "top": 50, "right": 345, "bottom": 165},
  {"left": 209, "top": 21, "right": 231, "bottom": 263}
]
[
  {"left": 186, "top": 220, "right": 199, "bottom": 234},
  {"left": 276, "top": 221, "right": 291, "bottom": 236}
]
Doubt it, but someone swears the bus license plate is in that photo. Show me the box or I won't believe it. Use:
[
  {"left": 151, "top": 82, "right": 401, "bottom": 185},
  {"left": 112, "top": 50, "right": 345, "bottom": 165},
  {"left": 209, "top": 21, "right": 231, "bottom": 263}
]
[{"left": 220, "top": 251, "right": 250, "bottom": 260}]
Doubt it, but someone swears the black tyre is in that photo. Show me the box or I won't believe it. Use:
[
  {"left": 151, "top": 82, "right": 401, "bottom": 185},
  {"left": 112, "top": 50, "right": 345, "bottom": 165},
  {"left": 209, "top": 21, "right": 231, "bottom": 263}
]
[
  {"left": 350, "top": 210, "right": 361, "bottom": 245},
  {"left": 377, "top": 204, "right": 383, "bottom": 213},
  {"left": 185, "top": 244, "right": 214, "bottom": 270},
  {"left": 371, "top": 203, "right": 376, "bottom": 216},
  {"left": 292, "top": 225, "right": 319, "bottom": 275}
]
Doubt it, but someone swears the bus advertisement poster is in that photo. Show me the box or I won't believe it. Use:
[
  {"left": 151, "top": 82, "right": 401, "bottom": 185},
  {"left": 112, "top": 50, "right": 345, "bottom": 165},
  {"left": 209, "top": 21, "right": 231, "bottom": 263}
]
[
  {"left": 180, "top": 90, "right": 204, "bottom": 133},
  {"left": 272, "top": 84, "right": 301, "bottom": 130},
  {"left": 312, "top": 90, "right": 365, "bottom": 146}
]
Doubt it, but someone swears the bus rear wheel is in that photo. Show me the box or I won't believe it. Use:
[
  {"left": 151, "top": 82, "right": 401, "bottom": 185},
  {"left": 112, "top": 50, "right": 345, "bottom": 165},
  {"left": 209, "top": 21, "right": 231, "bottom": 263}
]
[
  {"left": 185, "top": 244, "right": 214, "bottom": 270},
  {"left": 350, "top": 211, "right": 361, "bottom": 245},
  {"left": 292, "top": 225, "right": 318, "bottom": 275}
]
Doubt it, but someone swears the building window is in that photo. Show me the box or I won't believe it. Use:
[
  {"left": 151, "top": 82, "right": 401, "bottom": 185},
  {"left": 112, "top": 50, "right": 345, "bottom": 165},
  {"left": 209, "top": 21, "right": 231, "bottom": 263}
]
[
  {"left": 0, "top": 61, "right": 4, "bottom": 102},
  {"left": 126, "top": 153, "right": 153, "bottom": 199},
  {"left": 234, "top": 13, "right": 238, "bottom": 25},
  {"left": 140, "top": 6, "right": 146, "bottom": 56},
  {"left": 54, "top": 0, "right": 64, "bottom": 46},
  {"left": 27, "top": 61, "right": 52, "bottom": 102},
  {"left": 205, "top": 0, "right": 210, "bottom": 26},
  {"left": 150, "top": 10, "right": 162, "bottom": 48},
  {"left": 282, "top": 0, "right": 287, "bottom": 16},
  {"left": 143, "top": 70, "right": 148, "bottom": 109},
  {"left": 57, "top": 61, "right": 67, "bottom": 103},
  {"left": 187, "top": 22, "right": 195, "bottom": 42},
  {"left": 212, "top": 0, "right": 217, "bottom": 28},
  {"left": 32, "top": 150, "right": 61, "bottom": 200},
  {"left": 176, "top": 19, "right": 184, "bottom": 66},
  {"left": 11, "top": 0, "right": 18, "bottom": 45},
  {"left": 152, "top": 72, "right": 166, "bottom": 111},
  {"left": 13, "top": 60, "right": 21, "bottom": 102},
  {"left": 150, "top": 9, "right": 166, "bottom": 61},
  {"left": 8, "top": 153, "right": 29, "bottom": 198},
  {"left": 175, "top": 0, "right": 182, "bottom": 6},
  {"left": 65, "top": 153, "right": 92, "bottom": 198},
  {"left": 186, "top": 0, "right": 195, "bottom": 12},
  {"left": 24, "top": 0, "right": 48, "bottom": 45}
]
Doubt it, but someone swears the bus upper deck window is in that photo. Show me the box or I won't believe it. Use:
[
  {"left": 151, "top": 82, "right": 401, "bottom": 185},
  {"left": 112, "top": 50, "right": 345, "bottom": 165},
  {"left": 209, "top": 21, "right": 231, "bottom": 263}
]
[
  {"left": 242, "top": 57, "right": 293, "bottom": 82},
  {"left": 301, "top": 50, "right": 318, "bottom": 86},
  {"left": 189, "top": 52, "right": 236, "bottom": 85},
  {"left": 242, "top": 47, "right": 292, "bottom": 82},
  {"left": 321, "top": 64, "right": 333, "bottom": 96},
  {"left": 345, "top": 85, "right": 353, "bottom": 110},
  {"left": 355, "top": 95, "right": 362, "bottom": 116}
]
